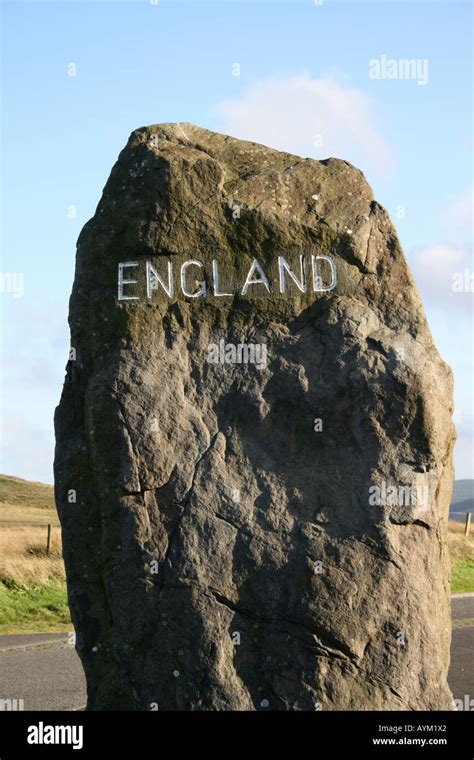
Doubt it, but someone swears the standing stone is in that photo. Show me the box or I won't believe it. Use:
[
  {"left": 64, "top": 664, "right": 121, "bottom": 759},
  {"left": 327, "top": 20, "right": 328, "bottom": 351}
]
[{"left": 54, "top": 123, "right": 455, "bottom": 711}]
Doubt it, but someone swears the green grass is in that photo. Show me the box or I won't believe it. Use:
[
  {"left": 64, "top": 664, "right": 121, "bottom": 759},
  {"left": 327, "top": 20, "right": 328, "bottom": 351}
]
[
  {"left": 0, "top": 580, "right": 71, "bottom": 634},
  {"left": 451, "top": 560, "right": 474, "bottom": 595}
]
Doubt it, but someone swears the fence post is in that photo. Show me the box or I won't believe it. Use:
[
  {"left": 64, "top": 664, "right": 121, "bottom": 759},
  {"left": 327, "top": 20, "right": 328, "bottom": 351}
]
[
  {"left": 464, "top": 512, "right": 472, "bottom": 537},
  {"left": 46, "top": 524, "right": 52, "bottom": 556}
]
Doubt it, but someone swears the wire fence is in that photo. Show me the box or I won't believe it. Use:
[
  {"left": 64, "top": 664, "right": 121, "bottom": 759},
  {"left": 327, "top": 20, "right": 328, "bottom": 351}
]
[{"left": 0, "top": 520, "right": 61, "bottom": 556}]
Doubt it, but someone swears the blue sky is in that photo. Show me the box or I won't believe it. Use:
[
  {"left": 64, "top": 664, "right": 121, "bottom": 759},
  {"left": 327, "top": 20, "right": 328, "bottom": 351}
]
[{"left": 1, "top": 0, "right": 472, "bottom": 483}]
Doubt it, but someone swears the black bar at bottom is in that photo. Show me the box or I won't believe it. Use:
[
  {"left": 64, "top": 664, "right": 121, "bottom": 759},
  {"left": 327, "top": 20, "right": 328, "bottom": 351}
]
[{"left": 0, "top": 710, "right": 471, "bottom": 758}]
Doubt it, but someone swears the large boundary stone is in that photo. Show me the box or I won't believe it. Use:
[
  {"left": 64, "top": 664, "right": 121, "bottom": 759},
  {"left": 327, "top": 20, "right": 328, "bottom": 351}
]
[{"left": 55, "top": 124, "right": 455, "bottom": 710}]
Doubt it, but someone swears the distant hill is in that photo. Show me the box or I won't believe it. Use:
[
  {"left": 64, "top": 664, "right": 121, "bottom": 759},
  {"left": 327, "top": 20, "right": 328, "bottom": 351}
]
[
  {"left": 450, "top": 479, "right": 474, "bottom": 523},
  {"left": 0, "top": 474, "right": 56, "bottom": 522}
]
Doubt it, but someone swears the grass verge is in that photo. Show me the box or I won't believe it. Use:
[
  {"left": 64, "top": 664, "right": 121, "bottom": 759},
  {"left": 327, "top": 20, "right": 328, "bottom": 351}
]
[
  {"left": 0, "top": 581, "right": 70, "bottom": 634},
  {"left": 448, "top": 520, "right": 474, "bottom": 594},
  {"left": 0, "top": 522, "right": 71, "bottom": 634},
  {"left": 451, "top": 560, "right": 474, "bottom": 595}
]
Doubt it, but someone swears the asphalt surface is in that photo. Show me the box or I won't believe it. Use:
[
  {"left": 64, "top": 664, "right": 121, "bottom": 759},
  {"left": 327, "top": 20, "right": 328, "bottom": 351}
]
[
  {"left": 0, "top": 594, "right": 472, "bottom": 711},
  {"left": 0, "top": 633, "right": 86, "bottom": 711},
  {"left": 448, "top": 594, "right": 474, "bottom": 708}
]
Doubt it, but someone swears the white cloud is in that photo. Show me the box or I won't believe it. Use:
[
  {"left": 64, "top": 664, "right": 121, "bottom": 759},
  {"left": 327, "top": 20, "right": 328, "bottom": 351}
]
[
  {"left": 212, "top": 73, "right": 393, "bottom": 179},
  {"left": 410, "top": 243, "right": 473, "bottom": 311},
  {"left": 445, "top": 188, "right": 473, "bottom": 242}
]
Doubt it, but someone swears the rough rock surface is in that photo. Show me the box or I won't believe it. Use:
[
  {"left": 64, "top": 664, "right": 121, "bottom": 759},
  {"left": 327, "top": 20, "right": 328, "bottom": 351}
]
[{"left": 55, "top": 123, "right": 455, "bottom": 711}]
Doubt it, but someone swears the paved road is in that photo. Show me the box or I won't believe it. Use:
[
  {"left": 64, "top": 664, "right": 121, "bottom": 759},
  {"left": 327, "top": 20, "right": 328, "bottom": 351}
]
[
  {"left": 0, "top": 595, "right": 472, "bottom": 711},
  {"left": 0, "top": 633, "right": 86, "bottom": 711},
  {"left": 451, "top": 594, "right": 474, "bottom": 627},
  {"left": 449, "top": 593, "right": 474, "bottom": 708}
]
